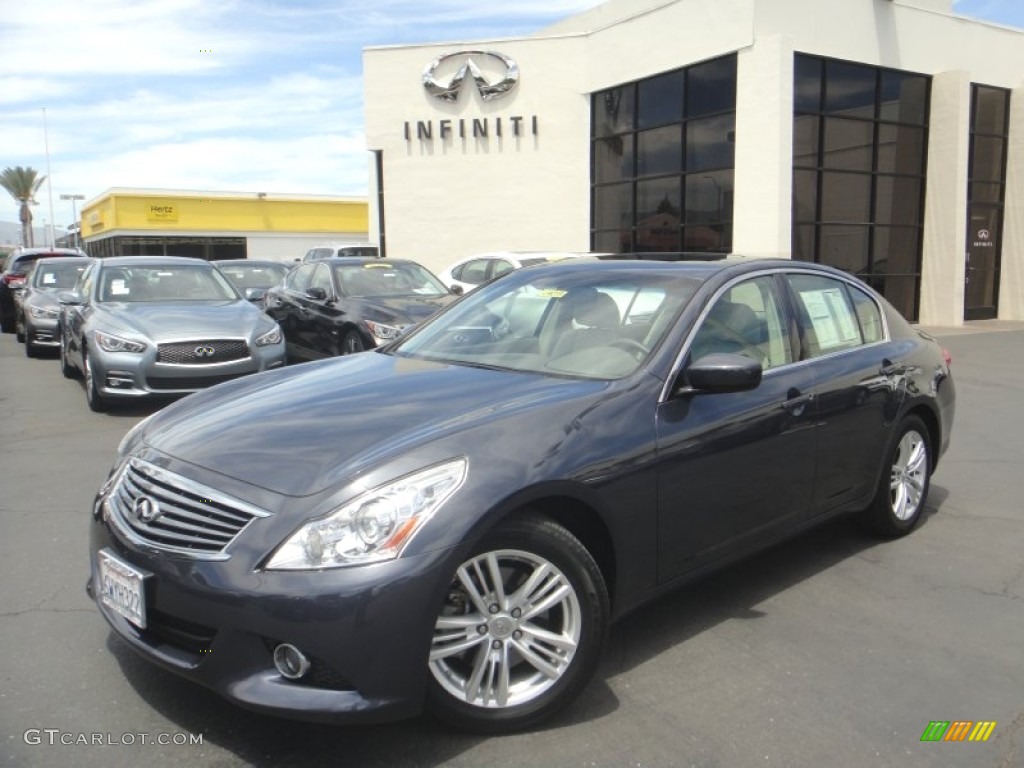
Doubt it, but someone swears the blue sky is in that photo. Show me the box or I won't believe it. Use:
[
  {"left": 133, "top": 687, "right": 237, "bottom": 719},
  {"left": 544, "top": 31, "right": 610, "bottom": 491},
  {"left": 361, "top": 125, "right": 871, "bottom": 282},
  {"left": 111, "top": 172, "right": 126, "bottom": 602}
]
[{"left": 1, "top": 0, "right": 1021, "bottom": 230}]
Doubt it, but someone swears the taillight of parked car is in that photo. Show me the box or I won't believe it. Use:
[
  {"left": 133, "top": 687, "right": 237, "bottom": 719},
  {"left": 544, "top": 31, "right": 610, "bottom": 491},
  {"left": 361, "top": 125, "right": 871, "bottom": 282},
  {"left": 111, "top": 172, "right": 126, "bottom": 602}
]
[
  {"left": 942, "top": 348, "right": 952, "bottom": 367},
  {"left": 2, "top": 274, "right": 26, "bottom": 286}
]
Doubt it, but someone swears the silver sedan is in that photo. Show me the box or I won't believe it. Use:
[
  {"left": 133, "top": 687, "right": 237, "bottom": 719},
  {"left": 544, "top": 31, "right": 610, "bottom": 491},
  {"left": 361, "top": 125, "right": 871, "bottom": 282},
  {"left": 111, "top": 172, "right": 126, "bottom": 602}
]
[{"left": 59, "top": 256, "right": 286, "bottom": 411}]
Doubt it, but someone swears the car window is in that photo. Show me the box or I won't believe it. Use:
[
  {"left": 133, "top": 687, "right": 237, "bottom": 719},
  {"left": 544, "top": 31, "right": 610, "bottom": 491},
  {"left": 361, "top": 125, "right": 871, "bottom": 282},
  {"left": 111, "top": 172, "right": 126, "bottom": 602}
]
[
  {"left": 457, "top": 260, "right": 490, "bottom": 285},
  {"left": 336, "top": 246, "right": 378, "bottom": 258},
  {"left": 98, "top": 265, "right": 236, "bottom": 302},
  {"left": 491, "top": 260, "right": 515, "bottom": 278},
  {"left": 33, "top": 262, "right": 88, "bottom": 290},
  {"left": 286, "top": 263, "right": 315, "bottom": 292},
  {"left": 786, "top": 273, "right": 866, "bottom": 357},
  {"left": 690, "top": 276, "right": 792, "bottom": 370},
  {"left": 334, "top": 262, "right": 448, "bottom": 297},
  {"left": 847, "top": 282, "right": 884, "bottom": 343},
  {"left": 309, "top": 263, "right": 333, "bottom": 296},
  {"left": 78, "top": 264, "right": 96, "bottom": 298}
]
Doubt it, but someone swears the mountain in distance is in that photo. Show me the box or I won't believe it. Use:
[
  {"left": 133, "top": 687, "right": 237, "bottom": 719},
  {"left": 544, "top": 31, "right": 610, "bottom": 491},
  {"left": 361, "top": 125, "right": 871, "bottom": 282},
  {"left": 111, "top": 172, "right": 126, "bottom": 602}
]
[{"left": 0, "top": 220, "right": 68, "bottom": 249}]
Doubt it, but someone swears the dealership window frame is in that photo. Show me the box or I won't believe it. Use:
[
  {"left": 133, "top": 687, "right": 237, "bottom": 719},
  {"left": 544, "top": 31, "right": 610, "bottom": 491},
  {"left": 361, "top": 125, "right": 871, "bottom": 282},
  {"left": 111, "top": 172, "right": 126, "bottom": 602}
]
[
  {"left": 590, "top": 54, "right": 737, "bottom": 256},
  {"left": 791, "top": 54, "right": 930, "bottom": 322}
]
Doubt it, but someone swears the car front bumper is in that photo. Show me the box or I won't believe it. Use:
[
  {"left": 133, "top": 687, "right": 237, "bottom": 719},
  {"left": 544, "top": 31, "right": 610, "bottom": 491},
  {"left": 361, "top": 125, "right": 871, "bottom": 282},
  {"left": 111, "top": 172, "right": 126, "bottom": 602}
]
[
  {"left": 25, "top": 313, "right": 60, "bottom": 346},
  {"left": 87, "top": 477, "right": 454, "bottom": 723},
  {"left": 90, "top": 342, "right": 286, "bottom": 399}
]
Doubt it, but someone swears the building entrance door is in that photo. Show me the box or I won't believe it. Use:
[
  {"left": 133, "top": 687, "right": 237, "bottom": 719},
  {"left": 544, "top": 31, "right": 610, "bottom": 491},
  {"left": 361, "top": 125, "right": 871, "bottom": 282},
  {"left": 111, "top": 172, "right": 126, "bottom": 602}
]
[{"left": 964, "top": 205, "right": 1001, "bottom": 321}]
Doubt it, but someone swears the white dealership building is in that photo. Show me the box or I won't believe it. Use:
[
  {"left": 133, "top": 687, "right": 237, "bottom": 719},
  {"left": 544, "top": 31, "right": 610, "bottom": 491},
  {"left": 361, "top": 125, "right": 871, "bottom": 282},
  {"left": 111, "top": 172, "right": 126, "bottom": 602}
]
[{"left": 363, "top": 0, "right": 1024, "bottom": 324}]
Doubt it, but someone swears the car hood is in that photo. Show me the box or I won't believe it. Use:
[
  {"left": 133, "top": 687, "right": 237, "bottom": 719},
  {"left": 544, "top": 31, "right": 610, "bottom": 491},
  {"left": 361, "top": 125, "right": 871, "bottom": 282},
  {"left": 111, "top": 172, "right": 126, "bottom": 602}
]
[
  {"left": 355, "top": 294, "right": 457, "bottom": 325},
  {"left": 96, "top": 300, "right": 268, "bottom": 341},
  {"left": 138, "top": 352, "right": 609, "bottom": 497}
]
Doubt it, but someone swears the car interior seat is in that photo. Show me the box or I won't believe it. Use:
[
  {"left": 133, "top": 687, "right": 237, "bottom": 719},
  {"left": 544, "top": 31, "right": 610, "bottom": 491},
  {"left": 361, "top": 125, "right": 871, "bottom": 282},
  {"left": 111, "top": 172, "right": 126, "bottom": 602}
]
[{"left": 547, "top": 288, "right": 622, "bottom": 358}]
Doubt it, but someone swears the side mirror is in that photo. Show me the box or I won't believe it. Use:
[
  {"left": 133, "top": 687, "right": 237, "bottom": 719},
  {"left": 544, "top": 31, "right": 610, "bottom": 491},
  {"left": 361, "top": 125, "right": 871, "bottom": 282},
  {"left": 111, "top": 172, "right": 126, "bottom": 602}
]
[
  {"left": 244, "top": 287, "right": 268, "bottom": 303},
  {"left": 674, "top": 352, "right": 762, "bottom": 396},
  {"left": 449, "top": 284, "right": 464, "bottom": 296},
  {"left": 57, "top": 291, "right": 83, "bottom": 306},
  {"left": 305, "top": 286, "right": 327, "bottom": 301}
]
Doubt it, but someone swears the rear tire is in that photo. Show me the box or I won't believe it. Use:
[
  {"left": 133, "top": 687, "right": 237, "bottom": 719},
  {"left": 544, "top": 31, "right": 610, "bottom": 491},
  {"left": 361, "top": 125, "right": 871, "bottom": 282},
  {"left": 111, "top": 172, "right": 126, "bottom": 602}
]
[
  {"left": 862, "top": 415, "right": 931, "bottom": 537},
  {"left": 426, "top": 515, "right": 609, "bottom": 733}
]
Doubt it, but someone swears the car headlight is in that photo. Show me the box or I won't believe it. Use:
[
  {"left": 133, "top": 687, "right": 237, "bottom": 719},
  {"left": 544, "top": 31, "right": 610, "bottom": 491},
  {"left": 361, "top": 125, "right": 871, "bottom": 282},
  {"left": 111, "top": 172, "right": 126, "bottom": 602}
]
[
  {"left": 94, "top": 330, "right": 146, "bottom": 353},
  {"left": 265, "top": 458, "right": 467, "bottom": 570},
  {"left": 365, "top": 320, "right": 406, "bottom": 343},
  {"left": 30, "top": 305, "right": 60, "bottom": 319},
  {"left": 255, "top": 324, "right": 282, "bottom": 346}
]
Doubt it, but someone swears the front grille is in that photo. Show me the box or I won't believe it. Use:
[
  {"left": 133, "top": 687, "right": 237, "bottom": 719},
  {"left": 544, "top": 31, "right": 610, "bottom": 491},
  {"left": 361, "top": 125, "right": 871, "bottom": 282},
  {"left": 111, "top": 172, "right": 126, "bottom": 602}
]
[
  {"left": 157, "top": 339, "right": 249, "bottom": 365},
  {"left": 147, "top": 373, "right": 245, "bottom": 390},
  {"left": 106, "top": 458, "right": 270, "bottom": 559}
]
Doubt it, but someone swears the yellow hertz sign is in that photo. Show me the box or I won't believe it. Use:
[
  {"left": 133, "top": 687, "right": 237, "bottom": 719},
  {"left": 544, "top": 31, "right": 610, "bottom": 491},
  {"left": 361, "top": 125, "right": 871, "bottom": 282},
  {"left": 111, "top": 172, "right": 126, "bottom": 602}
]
[
  {"left": 921, "top": 721, "right": 997, "bottom": 742},
  {"left": 147, "top": 204, "right": 178, "bottom": 222}
]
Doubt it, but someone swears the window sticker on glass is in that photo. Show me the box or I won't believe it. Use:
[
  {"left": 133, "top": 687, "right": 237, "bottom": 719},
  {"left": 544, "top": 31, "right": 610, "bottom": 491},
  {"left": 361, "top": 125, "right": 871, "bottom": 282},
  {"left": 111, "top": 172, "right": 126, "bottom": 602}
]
[
  {"left": 799, "top": 288, "right": 859, "bottom": 351},
  {"left": 537, "top": 289, "right": 567, "bottom": 298},
  {"left": 43, "top": 273, "right": 56, "bottom": 284},
  {"left": 111, "top": 279, "right": 129, "bottom": 295},
  {"left": 364, "top": 264, "right": 390, "bottom": 269}
]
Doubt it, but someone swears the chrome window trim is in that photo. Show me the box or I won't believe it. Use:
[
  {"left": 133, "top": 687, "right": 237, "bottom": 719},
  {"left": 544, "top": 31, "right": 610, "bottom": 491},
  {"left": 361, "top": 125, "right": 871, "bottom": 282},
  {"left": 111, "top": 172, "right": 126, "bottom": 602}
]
[{"left": 659, "top": 267, "right": 892, "bottom": 403}]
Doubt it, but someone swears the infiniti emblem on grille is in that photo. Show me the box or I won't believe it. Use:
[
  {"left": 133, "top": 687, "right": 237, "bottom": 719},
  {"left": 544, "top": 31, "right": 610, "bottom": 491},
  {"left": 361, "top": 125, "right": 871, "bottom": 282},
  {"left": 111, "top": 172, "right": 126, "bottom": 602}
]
[
  {"left": 133, "top": 496, "right": 162, "bottom": 523},
  {"left": 194, "top": 346, "right": 216, "bottom": 358}
]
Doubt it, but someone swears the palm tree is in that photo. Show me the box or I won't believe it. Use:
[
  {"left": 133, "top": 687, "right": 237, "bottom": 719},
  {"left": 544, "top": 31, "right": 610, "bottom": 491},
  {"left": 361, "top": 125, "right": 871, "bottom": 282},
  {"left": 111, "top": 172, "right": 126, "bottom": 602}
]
[{"left": 0, "top": 166, "right": 46, "bottom": 247}]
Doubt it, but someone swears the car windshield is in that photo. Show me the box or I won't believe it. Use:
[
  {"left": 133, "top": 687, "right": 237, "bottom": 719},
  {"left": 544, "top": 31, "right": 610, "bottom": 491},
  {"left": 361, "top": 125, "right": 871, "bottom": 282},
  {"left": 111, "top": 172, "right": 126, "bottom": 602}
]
[
  {"left": 217, "top": 262, "right": 288, "bottom": 290},
  {"left": 32, "top": 262, "right": 88, "bottom": 290},
  {"left": 98, "top": 265, "right": 238, "bottom": 302},
  {"left": 334, "top": 262, "right": 448, "bottom": 298},
  {"left": 392, "top": 269, "right": 700, "bottom": 379}
]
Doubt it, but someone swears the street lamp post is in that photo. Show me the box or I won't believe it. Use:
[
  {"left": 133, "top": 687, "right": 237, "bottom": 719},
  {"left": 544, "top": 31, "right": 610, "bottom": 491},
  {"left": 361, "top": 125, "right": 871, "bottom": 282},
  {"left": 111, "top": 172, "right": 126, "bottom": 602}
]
[{"left": 60, "top": 193, "right": 85, "bottom": 248}]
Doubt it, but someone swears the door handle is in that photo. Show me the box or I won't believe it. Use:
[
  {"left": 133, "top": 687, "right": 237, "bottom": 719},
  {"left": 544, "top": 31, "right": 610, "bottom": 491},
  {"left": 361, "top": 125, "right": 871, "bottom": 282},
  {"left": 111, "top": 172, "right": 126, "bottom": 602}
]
[
  {"left": 880, "top": 359, "right": 907, "bottom": 377},
  {"left": 781, "top": 392, "right": 814, "bottom": 412}
]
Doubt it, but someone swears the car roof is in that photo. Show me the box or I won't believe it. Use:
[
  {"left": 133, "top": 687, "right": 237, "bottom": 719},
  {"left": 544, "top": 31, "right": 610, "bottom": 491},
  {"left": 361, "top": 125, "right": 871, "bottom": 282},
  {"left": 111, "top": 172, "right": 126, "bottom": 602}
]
[
  {"left": 28, "top": 256, "right": 93, "bottom": 266},
  {"left": 96, "top": 256, "right": 212, "bottom": 267},
  {"left": 319, "top": 257, "right": 417, "bottom": 267},
  {"left": 212, "top": 259, "right": 288, "bottom": 267}
]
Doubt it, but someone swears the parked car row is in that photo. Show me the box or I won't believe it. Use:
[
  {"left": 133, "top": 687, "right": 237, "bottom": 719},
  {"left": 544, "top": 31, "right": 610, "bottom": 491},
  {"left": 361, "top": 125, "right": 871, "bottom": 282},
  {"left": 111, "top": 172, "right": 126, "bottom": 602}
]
[{"left": 82, "top": 255, "right": 955, "bottom": 731}]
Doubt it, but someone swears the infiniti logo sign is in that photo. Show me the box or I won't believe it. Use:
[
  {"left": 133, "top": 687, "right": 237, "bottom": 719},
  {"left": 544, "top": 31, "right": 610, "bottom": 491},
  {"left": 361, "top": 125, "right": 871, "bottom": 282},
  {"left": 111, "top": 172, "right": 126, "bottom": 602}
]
[
  {"left": 133, "top": 496, "right": 162, "bottom": 524},
  {"left": 423, "top": 50, "right": 519, "bottom": 102},
  {"left": 194, "top": 346, "right": 216, "bottom": 359}
]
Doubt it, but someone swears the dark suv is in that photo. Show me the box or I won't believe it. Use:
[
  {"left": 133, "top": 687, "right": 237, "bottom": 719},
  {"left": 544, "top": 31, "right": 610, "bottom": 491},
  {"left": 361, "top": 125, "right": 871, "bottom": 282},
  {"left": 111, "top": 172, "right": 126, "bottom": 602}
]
[{"left": 0, "top": 247, "right": 87, "bottom": 333}]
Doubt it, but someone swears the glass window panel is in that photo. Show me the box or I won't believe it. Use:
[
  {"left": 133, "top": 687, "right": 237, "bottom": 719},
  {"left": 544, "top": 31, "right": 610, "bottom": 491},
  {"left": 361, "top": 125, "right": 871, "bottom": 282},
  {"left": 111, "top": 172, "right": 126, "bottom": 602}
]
[
  {"left": 879, "top": 71, "right": 928, "bottom": 124},
  {"left": 593, "top": 85, "right": 635, "bottom": 136},
  {"left": 637, "top": 125, "right": 683, "bottom": 176},
  {"left": 822, "top": 117, "right": 873, "bottom": 171},
  {"left": 683, "top": 223, "right": 730, "bottom": 252},
  {"left": 685, "top": 171, "right": 732, "bottom": 224},
  {"left": 593, "top": 229, "right": 634, "bottom": 254},
  {"left": 794, "top": 55, "right": 822, "bottom": 113},
  {"left": 818, "top": 224, "right": 870, "bottom": 274},
  {"left": 872, "top": 226, "right": 920, "bottom": 274},
  {"left": 593, "top": 134, "right": 635, "bottom": 185},
  {"left": 969, "top": 181, "right": 1004, "bottom": 204},
  {"left": 593, "top": 183, "right": 634, "bottom": 230},
  {"left": 876, "top": 124, "right": 925, "bottom": 175},
  {"left": 971, "top": 135, "right": 1005, "bottom": 182},
  {"left": 825, "top": 60, "right": 876, "bottom": 119},
  {"left": 974, "top": 86, "right": 1008, "bottom": 136},
  {"left": 869, "top": 275, "right": 917, "bottom": 320},
  {"left": 793, "top": 224, "right": 817, "bottom": 262},
  {"left": 637, "top": 176, "right": 682, "bottom": 255},
  {"left": 686, "top": 55, "right": 737, "bottom": 117},
  {"left": 793, "top": 114, "right": 820, "bottom": 167},
  {"left": 793, "top": 170, "right": 818, "bottom": 224},
  {"left": 820, "top": 172, "right": 871, "bottom": 223},
  {"left": 874, "top": 176, "right": 921, "bottom": 225},
  {"left": 685, "top": 114, "right": 735, "bottom": 171},
  {"left": 638, "top": 70, "right": 685, "bottom": 129}
]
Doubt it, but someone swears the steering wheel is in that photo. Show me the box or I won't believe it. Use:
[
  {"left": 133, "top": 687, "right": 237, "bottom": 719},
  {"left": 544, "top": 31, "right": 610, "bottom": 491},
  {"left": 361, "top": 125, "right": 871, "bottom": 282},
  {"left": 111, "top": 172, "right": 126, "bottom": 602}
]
[
  {"left": 608, "top": 338, "right": 649, "bottom": 360},
  {"left": 701, "top": 318, "right": 767, "bottom": 363}
]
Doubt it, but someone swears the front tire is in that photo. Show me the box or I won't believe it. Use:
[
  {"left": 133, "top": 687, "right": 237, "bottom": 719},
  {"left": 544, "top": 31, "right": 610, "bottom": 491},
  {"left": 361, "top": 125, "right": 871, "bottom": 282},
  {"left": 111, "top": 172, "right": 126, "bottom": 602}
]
[
  {"left": 83, "top": 350, "right": 108, "bottom": 412},
  {"left": 341, "top": 330, "right": 365, "bottom": 355},
  {"left": 15, "top": 312, "right": 25, "bottom": 343},
  {"left": 426, "top": 515, "right": 609, "bottom": 733},
  {"left": 60, "top": 333, "right": 77, "bottom": 379},
  {"left": 863, "top": 415, "right": 931, "bottom": 537}
]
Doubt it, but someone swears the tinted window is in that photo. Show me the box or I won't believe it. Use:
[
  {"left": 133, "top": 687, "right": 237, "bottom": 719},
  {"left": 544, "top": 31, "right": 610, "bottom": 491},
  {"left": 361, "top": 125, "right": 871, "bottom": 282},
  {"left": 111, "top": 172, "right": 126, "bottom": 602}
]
[
  {"left": 455, "top": 259, "right": 490, "bottom": 285},
  {"left": 309, "top": 263, "right": 333, "bottom": 296},
  {"left": 334, "top": 262, "right": 447, "bottom": 298},
  {"left": 690, "top": 276, "right": 792, "bottom": 370},
  {"left": 847, "top": 283, "right": 884, "bottom": 343},
  {"left": 638, "top": 70, "right": 685, "bottom": 129},
  {"left": 287, "top": 264, "right": 315, "bottom": 292},
  {"left": 786, "top": 273, "right": 865, "bottom": 357}
]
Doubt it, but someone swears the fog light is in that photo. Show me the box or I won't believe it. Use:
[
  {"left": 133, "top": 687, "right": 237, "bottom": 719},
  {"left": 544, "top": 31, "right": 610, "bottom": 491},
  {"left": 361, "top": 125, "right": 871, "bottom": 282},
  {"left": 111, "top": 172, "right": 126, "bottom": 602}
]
[
  {"left": 273, "top": 643, "right": 310, "bottom": 680},
  {"left": 106, "top": 372, "right": 135, "bottom": 388}
]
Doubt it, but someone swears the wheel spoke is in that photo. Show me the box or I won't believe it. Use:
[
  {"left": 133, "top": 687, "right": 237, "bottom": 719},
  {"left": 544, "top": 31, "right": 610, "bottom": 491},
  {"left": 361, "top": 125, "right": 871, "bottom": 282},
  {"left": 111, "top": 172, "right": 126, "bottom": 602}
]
[
  {"left": 464, "top": 643, "right": 490, "bottom": 703},
  {"left": 511, "top": 637, "right": 563, "bottom": 680},
  {"left": 484, "top": 552, "right": 507, "bottom": 608},
  {"left": 456, "top": 564, "right": 493, "bottom": 615},
  {"left": 521, "top": 578, "right": 572, "bottom": 622},
  {"left": 507, "top": 561, "right": 551, "bottom": 612},
  {"left": 430, "top": 630, "right": 487, "bottom": 661},
  {"left": 519, "top": 621, "right": 578, "bottom": 653}
]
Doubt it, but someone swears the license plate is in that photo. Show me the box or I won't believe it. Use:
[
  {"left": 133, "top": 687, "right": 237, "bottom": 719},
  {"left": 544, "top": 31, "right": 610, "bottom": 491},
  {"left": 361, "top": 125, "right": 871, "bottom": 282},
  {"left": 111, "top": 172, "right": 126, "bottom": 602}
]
[{"left": 98, "top": 550, "right": 148, "bottom": 629}]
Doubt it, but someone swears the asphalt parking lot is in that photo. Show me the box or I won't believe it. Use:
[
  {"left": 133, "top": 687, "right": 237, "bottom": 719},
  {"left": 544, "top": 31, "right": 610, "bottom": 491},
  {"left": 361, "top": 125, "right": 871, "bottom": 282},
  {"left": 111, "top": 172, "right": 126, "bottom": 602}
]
[{"left": 1, "top": 325, "right": 1022, "bottom": 768}]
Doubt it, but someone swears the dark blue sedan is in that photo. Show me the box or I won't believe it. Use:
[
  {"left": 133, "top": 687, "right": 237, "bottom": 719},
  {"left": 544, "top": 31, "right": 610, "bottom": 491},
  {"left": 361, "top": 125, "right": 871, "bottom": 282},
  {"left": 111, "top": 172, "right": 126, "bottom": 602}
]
[{"left": 87, "top": 258, "right": 954, "bottom": 732}]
